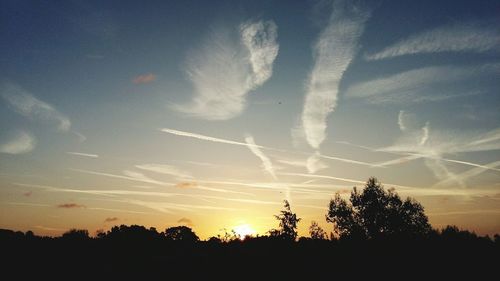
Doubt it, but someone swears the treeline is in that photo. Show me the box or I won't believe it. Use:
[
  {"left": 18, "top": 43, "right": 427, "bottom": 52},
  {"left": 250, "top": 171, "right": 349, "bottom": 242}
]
[{"left": 1, "top": 178, "right": 499, "bottom": 278}]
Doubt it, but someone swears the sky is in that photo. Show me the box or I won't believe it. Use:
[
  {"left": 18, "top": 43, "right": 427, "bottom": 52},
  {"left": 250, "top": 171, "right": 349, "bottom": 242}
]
[{"left": 1, "top": 0, "right": 499, "bottom": 238}]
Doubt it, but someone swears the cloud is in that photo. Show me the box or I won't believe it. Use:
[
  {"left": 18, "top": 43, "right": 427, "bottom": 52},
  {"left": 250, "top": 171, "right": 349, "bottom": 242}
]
[
  {"left": 279, "top": 172, "right": 365, "bottom": 185},
  {"left": 306, "top": 152, "right": 328, "bottom": 174},
  {"left": 104, "top": 217, "right": 119, "bottom": 223},
  {"left": 122, "top": 170, "right": 168, "bottom": 185},
  {"left": 278, "top": 172, "right": 417, "bottom": 190},
  {"left": 176, "top": 181, "right": 253, "bottom": 195},
  {"left": 160, "top": 128, "right": 374, "bottom": 168},
  {"left": 276, "top": 158, "right": 308, "bottom": 168},
  {"left": 1, "top": 82, "right": 71, "bottom": 131},
  {"left": 381, "top": 126, "right": 500, "bottom": 156},
  {"left": 366, "top": 22, "right": 500, "bottom": 60},
  {"left": 377, "top": 125, "right": 500, "bottom": 179},
  {"left": 135, "top": 164, "right": 192, "bottom": 179},
  {"left": 344, "top": 64, "right": 499, "bottom": 104},
  {"left": 34, "top": 225, "right": 66, "bottom": 232},
  {"left": 300, "top": 1, "right": 370, "bottom": 149},
  {"left": 23, "top": 191, "right": 32, "bottom": 197},
  {"left": 176, "top": 182, "right": 198, "bottom": 189},
  {"left": 245, "top": 135, "right": 277, "bottom": 179},
  {"left": 317, "top": 152, "right": 374, "bottom": 167},
  {"left": 160, "top": 128, "right": 264, "bottom": 148},
  {"left": 276, "top": 153, "right": 328, "bottom": 174},
  {"left": 397, "top": 110, "right": 407, "bottom": 131},
  {"left": 434, "top": 160, "right": 500, "bottom": 188},
  {"left": 57, "top": 203, "right": 86, "bottom": 209},
  {"left": 240, "top": 20, "right": 279, "bottom": 86},
  {"left": 73, "top": 131, "right": 87, "bottom": 143},
  {"left": 172, "top": 20, "right": 278, "bottom": 120},
  {"left": 419, "top": 122, "right": 430, "bottom": 146},
  {"left": 66, "top": 151, "right": 99, "bottom": 158},
  {"left": 132, "top": 73, "right": 156, "bottom": 84},
  {"left": 70, "top": 168, "right": 174, "bottom": 186},
  {"left": 177, "top": 217, "right": 193, "bottom": 226},
  {"left": 0, "top": 131, "right": 35, "bottom": 154}
]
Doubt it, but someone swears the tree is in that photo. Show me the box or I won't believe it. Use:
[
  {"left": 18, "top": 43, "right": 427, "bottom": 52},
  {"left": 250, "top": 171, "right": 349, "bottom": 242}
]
[
  {"left": 309, "top": 221, "right": 327, "bottom": 240},
  {"left": 61, "top": 229, "right": 89, "bottom": 240},
  {"left": 271, "top": 200, "right": 301, "bottom": 241},
  {"left": 326, "top": 177, "right": 432, "bottom": 239},
  {"left": 165, "top": 226, "right": 199, "bottom": 242}
]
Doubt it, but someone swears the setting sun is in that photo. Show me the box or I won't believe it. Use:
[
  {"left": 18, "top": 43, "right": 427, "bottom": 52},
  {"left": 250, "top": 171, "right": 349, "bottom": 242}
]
[{"left": 233, "top": 224, "right": 256, "bottom": 239}]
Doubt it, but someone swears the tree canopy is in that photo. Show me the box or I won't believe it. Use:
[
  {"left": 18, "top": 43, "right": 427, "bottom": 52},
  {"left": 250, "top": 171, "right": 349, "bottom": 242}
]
[
  {"left": 326, "top": 177, "right": 432, "bottom": 239},
  {"left": 165, "top": 226, "right": 199, "bottom": 242},
  {"left": 271, "top": 200, "right": 301, "bottom": 240}
]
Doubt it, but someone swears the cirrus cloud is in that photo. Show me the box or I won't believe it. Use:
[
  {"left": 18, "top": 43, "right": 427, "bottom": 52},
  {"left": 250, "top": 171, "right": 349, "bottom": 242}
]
[
  {"left": 366, "top": 22, "right": 500, "bottom": 60},
  {"left": 0, "top": 131, "right": 35, "bottom": 154},
  {"left": 299, "top": 1, "right": 370, "bottom": 149},
  {"left": 172, "top": 20, "right": 279, "bottom": 120},
  {"left": 1, "top": 82, "right": 71, "bottom": 131}
]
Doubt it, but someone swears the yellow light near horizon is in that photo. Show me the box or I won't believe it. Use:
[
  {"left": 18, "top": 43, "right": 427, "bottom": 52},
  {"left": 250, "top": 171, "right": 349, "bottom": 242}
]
[{"left": 233, "top": 224, "right": 256, "bottom": 239}]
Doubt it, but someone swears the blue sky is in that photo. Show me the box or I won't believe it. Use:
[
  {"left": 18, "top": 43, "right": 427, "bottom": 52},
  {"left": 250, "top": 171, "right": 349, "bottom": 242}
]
[{"left": 1, "top": 0, "right": 499, "bottom": 237}]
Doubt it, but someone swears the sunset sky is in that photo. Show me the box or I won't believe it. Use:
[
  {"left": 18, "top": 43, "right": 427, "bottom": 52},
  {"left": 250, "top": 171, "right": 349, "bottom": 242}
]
[{"left": 1, "top": 0, "right": 499, "bottom": 238}]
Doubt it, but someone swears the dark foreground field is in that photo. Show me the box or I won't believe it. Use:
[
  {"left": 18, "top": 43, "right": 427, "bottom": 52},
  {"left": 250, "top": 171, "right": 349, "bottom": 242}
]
[{"left": 2, "top": 228, "right": 498, "bottom": 279}]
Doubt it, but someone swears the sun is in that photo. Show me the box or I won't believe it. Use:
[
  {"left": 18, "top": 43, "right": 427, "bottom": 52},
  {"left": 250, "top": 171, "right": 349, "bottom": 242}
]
[{"left": 233, "top": 224, "right": 256, "bottom": 239}]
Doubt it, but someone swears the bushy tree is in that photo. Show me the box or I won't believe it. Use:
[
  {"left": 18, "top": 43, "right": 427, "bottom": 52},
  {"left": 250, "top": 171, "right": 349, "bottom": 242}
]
[
  {"left": 271, "top": 200, "right": 301, "bottom": 241},
  {"left": 61, "top": 229, "right": 89, "bottom": 240},
  {"left": 165, "top": 226, "right": 199, "bottom": 242},
  {"left": 309, "top": 221, "right": 327, "bottom": 240},
  {"left": 326, "top": 177, "right": 432, "bottom": 239}
]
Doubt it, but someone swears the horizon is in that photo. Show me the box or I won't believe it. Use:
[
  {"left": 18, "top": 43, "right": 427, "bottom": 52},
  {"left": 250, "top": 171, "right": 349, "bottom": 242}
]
[{"left": 1, "top": 0, "right": 499, "bottom": 239}]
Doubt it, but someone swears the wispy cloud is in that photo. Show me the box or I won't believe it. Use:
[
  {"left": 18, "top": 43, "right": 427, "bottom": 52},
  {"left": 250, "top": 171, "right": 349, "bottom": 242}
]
[
  {"left": 1, "top": 82, "right": 71, "bottom": 131},
  {"left": 104, "top": 217, "right": 119, "bottom": 223},
  {"left": 172, "top": 20, "right": 278, "bottom": 120},
  {"left": 57, "top": 203, "right": 86, "bottom": 209},
  {"left": 279, "top": 172, "right": 365, "bottom": 185},
  {"left": 366, "top": 22, "right": 500, "bottom": 60},
  {"left": 73, "top": 131, "right": 87, "bottom": 143},
  {"left": 245, "top": 135, "right": 276, "bottom": 179},
  {"left": 0, "top": 131, "right": 35, "bottom": 154},
  {"left": 175, "top": 181, "right": 255, "bottom": 196},
  {"left": 377, "top": 124, "right": 500, "bottom": 178},
  {"left": 317, "top": 152, "right": 374, "bottom": 167},
  {"left": 132, "top": 73, "right": 156, "bottom": 84},
  {"left": 34, "top": 225, "right": 66, "bottom": 232},
  {"left": 300, "top": 1, "right": 369, "bottom": 149},
  {"left": 70, "top": 168, "right": 174, "bottom": 186},
  {"left": 23, "top": 191, "right": 32, "bottom": 197},
  {"left": 344, "top": 64, "right": 499, "bottom": 104},
  {"left": 177, "top": 217, "right": 193, "bottom": 226},
  {"left": 135, "top": 164, "right": 192, "bottom": 179},
  {"left": 306, "top": 152, "right": 328, "bottom": 174},
  {"left": 161, "top": 128, "right": 374, "bottom": 169},
  {"left": 160, "top": 128, "right": 263, "bottom": 148},
  {"left": 420, "top": 122, "right": 430, "bottom": 146},
  {"left": 433, "top": 160, "right": 500, "bottom": 188},
  {"left": 380, "top": 126, "right": 500, "bottom": 156},
  {"left": 66, "top": 151, "right": 99, "bottom": 158}
]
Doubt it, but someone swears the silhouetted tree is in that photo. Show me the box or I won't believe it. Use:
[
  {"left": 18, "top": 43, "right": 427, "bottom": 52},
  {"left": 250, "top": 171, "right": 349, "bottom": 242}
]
[
  {"left": 25, "top": 230, "right": 34, "bottom": 239},
  {"left": 61, "top": 229, "right": 89, "bottom": 240},
  {"left": 165, "top": 226, "right": 199, "bottom": 242},
  {"left": 326, "top": 177, "right": 432, "bottom": 239},
  {"left": 309, "top": 221, "right": 327, "bottom": 240},
  {"left": 271, "top": 200, "right": 301, "bottom": 240},
  {"left": 104, "top": 224, "right": 161, "bottom": 242}
]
